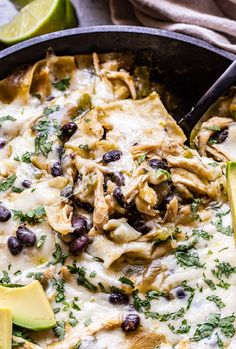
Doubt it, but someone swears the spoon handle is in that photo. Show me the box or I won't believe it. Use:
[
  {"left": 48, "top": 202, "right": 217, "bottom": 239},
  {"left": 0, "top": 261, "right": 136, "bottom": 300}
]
[{"left": 178, "top": 59, "right": 236, "bottom": 138}]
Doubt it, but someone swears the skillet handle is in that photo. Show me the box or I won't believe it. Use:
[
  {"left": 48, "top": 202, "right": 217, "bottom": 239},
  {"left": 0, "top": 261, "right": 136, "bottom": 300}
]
[{"left": 178, "top": 59, "right": 236, "bottom": 139}]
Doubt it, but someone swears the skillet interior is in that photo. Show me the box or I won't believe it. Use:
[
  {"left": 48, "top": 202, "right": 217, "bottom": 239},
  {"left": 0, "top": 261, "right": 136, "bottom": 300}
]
[{"left": 0, "top": 26, "right": 235, "bottom": 121}]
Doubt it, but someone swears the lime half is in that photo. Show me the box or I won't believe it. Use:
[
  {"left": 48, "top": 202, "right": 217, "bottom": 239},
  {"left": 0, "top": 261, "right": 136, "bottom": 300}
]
[{"left": 0, "top": 0, "right": 66, "bottom": 45}]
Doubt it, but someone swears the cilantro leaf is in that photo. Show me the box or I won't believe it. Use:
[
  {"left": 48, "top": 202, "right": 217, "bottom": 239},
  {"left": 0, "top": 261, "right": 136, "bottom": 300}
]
[
  {"left": 53, "top": 78, "right": 71, "bottom": 91},
  {"left": 0, "top": 174, "right": 16, "bottom": 192}
]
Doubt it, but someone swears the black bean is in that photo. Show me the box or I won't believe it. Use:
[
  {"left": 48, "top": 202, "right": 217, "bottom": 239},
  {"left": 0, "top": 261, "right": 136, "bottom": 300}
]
[
  {"left": 69, "top": 235, "right": 89, "bottom": 256},
  {"left": 75, "top": 200, "right": 93, "bottom": 213},
  {"left": 103, "top": 150, "right": 122, "bottom": 163},
  {"left": 72, "top": 215, "right": 89, "bottom": 236},
  {"left": 148, "top": 159, "right": 169, "bottom": 171},
  {"left": 103, "top": 175, "right": 108, "bottom": 192},
  {"left": 59, "top": 122, "right": 78, "bottom": 142},
  {"left": 125, "top": 201, "right": 139, "bottom": 216},
  {"left": 0, "top": 205, "right": 11, "bottom": 222},
  {"left": 109, "top": 291, "right": 129, "bottom": 305},
  {"left": 61, "top": 185, "right": 73, "bottom": 198},
  {"left": 162, "top": 194, "right": 174, "bottom": 206},
  {"left": 22, "top": 180, "right": 32, "bottom": 188},
  {"left": 132, "top": 221, "right": 151, "bottom": 234},
  {"left": 176, "top": 287, "right": 186, "bottom": 299},
  {"left": 215, "top": 129, "right": 228, "bottom": 144},
  {"left": 7, "top": 236, "right": 23, "bottom": 255},
  {"left": 112, "top": 172, "right": 125, "bottom": 186},
  {"left": 16, "top": 225, "right": 36, "bottom": 247},
  {"left": 0, "top": 138, "right": 6, "bottom": 148},
  {"left": 57, "top": 146, "right": 64, "bottom": 160},
  {"left": 121, "top": 314, "right": 140, "bottom": 332},
  {"left": 113, "top": 187, "right": 125, "bottom": 207},
  {"left": 51, "top": 161, "right": 63, "bottom": 177}
]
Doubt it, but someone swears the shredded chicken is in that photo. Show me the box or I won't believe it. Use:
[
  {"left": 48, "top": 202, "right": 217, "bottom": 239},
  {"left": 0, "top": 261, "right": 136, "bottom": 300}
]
[{"left": 195, "top": 116, "right": 233, "bottom": 156}]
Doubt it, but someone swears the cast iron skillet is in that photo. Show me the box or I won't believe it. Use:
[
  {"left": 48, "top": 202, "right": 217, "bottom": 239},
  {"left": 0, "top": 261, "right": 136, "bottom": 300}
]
[{"left": 0, "top": 26, "right": 235, "bottom": 121}]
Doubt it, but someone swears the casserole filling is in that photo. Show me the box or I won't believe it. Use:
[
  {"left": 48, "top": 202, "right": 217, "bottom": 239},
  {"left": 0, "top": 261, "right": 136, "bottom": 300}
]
[{"left": 0, "top": 52, "right": 235, "bottom": 349}]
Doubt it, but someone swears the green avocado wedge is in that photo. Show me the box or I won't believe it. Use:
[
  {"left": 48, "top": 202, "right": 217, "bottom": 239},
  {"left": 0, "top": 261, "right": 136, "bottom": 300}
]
[
  {"left": 226, "top": 161, "right": 236, "bottom": 240},
  {"left": 0, "top": 308, "right": 12, "bottom": 349},
  {"left": 0, "top": 281, "right": 56, "bottom": 331}
]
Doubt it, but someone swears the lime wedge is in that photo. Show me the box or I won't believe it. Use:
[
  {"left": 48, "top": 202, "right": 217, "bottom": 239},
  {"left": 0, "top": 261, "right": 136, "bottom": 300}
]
[
  {"left": 226, "top": 161, "right": 236, "bottom": 240},
  {"left": 65, "top": 0, "right": 77, "bottom": 28},
  {"left": 0, "top": 0, "right": 66, "bottom": 45}
]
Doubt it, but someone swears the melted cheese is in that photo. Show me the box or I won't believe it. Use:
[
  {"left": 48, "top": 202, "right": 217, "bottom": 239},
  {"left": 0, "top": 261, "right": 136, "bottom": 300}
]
[{"left": 0, "top": 53, "right": 234, "bottom": 349}]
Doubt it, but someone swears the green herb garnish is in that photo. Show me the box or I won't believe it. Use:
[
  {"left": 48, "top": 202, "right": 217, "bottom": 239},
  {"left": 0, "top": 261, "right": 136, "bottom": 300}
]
[
  {"left": 12, "top": 206, "right": 46, "bottom": 225},
  {"left": 67, "top": 262, "right": 97, "bottom": 292},
  {"left": 0, "top": 115, "right": 16, "bottom": 124},
  {"left": 53, "top": 77, "right": 71, "bottom": 91},
  {"left": 0, "top": 174, "right": 16, "bottom": 192}
]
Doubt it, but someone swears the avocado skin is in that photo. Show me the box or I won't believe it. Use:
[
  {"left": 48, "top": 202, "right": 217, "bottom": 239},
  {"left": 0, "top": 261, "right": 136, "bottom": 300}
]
[{"left": 0, "top": 280, "right": 56, "bottom": 330}]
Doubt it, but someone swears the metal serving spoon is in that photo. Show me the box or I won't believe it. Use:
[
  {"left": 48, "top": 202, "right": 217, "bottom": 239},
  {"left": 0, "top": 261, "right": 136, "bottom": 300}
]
[{"left": 178, "top": 59, "right": 236, "bottom": 140}]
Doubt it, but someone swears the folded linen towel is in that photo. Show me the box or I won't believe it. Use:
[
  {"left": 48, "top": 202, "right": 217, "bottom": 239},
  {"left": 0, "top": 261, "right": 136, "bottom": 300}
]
[{"left": 110, "top": 0, "right": 236, "bottom": 53}]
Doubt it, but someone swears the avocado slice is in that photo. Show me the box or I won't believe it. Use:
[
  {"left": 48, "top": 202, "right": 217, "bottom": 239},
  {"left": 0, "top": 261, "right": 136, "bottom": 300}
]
[
  {"left": 0, "top": 281, "right": 56, "bottom": 331},
  {"left": 226, "top": 161, "right": 236, "bottom": 238},
  {"left": 0, "top": 308, "right": 12, "bottom": 349}
]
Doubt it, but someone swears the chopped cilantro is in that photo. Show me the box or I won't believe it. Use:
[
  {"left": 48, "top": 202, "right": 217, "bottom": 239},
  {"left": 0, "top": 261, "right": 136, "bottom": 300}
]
[
  {"left": 181, "top": 281, "right": 195, "bottom": 310},
  {"left": 52, "top": 278, "right": 65, "bottom": 303},
  {"left": 212, "top": 259, "right": 236, "bottom": 279},
  {"left": 192, "top": 313, "right": 221, "bottom": 341},
  {"left": 203, "top": 278, "right": 216, "bottom": 290},
  {"left": 21, "top": 151, "right": 32, "bottom": 163},
  {"left": 156, "top": 169, "right": 171, "bottom": 181},
  {"left": 92, "top": 256, "right": 103, "bottom": 262},
  {"left": 137, "top": 153, "right": 147, "bottom": 165},
  {"left": 36, "top": 234, "right": 47, "bottom": 248},
  {"left": 119, "top": 276, "right": 135, "bottom": 288},
  {"left": 146, "top": 290, "right": 166, "bottom": 300},
  {"left": 84, "top": 318, "right": 92, "bottom": 327},
  {"left": 53, "top": 77, "right": 71, "bottom": 91},
  {"left": 175, "top": 250, "right": 204, "bottom": 268},
  {"left": 43, "top": 105, "right": 61, "bottom": 117},
  {"left": 79, "top": 144, "right": 90, "bottom": 151},
  {"left": 12, "top": 206, "right": 46, "bottom": 225},
  {"left": 132, "top": 290, "right": 150, "bottom": 312},
  {"left": 176, "top": 237, "right": 198, "bottom": 251},
  {"left": 68, "top": 311, "right": 78, "bottom": 327},
  {"left": 67, "top": 262, "right": 97, "bottom": 292},
  {"left": 145, "top": 307, "right": 185, "bottom": 322},
  {"left": 192, "top": 313, "right": 235, "bottom": 342},
  {"left": 98, "top": 282, "right": 106, "bottom": 293},
  {"left": 168, "top": 319, "right": 191, "bottom": 334},
  {"left": 12, "top": 326, "right": 33, "bottom": 342},
  {"left": 0, "top": 270, "right": 11, "bottom": 284},
  {"left": 207, "top": 295, "right": 225, "bottom": 309},
  {"left": 51, "top": 243, "right": 68, "bottom": 265},
  {"left": 34, "top": 136, "right": 53, "bottom": 157},
  {"left": 26, "top": 272, "right": 43, "bottom": 280},
  {"left": 12, "top": 186, "right": 24, "bottom": 193},
  {"left": 0, "top": 115, "right": 16, "bottom": 124},
  {"left": 192, "top": 228, "right": 212, "bottom": 240},
  {"left": 213, "top": 211, "right": 232, "bottom": 236},
  {"left": 89, "top": 271, "right": 96, "bottom": 278},
  {"left": 191, "top": 198, "right": 202, "bottom": 221},
  {"left": 53, "top": 321, "right": 65, "bottom": 340},
  {"left": 0, "top": 174, "right": 16, "bottom": 192}
]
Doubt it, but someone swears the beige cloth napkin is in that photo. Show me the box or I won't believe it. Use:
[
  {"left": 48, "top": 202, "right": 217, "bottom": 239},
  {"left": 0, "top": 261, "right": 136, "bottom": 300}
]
[{"left": 110, "top": 0, "right": 236, "bottom": 54}]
